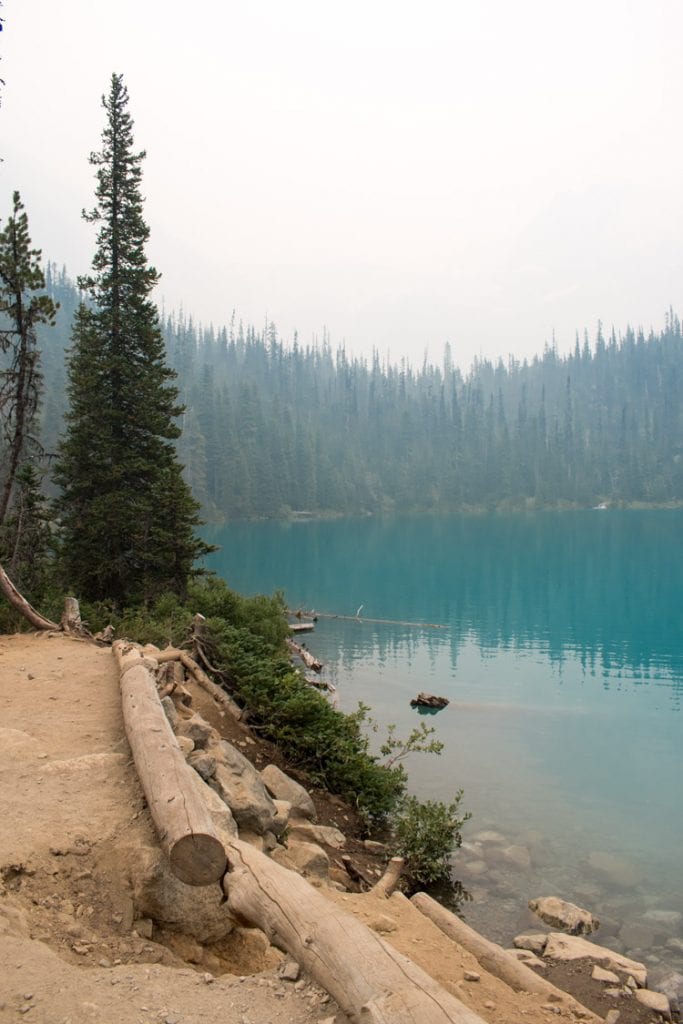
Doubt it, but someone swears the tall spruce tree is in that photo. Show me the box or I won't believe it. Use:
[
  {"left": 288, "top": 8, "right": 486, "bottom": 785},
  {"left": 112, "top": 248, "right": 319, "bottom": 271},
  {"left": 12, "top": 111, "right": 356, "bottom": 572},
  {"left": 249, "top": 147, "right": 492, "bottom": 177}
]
[
  {"left": 0, "top": 191, "right": 57, "bottom": 524},
  {"left": 55, "top": 74, "right": 209, "bottom": 607}
]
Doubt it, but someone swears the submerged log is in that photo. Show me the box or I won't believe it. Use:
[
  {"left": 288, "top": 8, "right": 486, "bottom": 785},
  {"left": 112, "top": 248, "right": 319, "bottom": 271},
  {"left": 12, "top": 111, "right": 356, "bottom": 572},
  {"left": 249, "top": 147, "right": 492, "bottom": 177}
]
[
  {"left": 222, "top": 837, "right": 486, "bottom": 1024},
  {"left": 113, "top": 641, "right": 227, "bottom": 886},
  {"left": 410, "top": 692, "right": 449, "bottom": 709},
  {"left": 286, "top": 637, "right": 323, "bottom": 672}
]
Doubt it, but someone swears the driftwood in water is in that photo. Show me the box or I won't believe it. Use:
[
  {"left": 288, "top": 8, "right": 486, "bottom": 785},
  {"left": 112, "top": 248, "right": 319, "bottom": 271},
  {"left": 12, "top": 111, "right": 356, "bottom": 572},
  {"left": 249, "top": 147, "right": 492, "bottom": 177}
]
[
  {"left": 286, "top": 637, "right": 323, "bottom": 672},
  {"left": 410, "top": 692, "right": 449, "bottom": 709},
  {"left": 113, "top": 641, "right": 227, "bottom": 886},
  {"left": 411, "top": 892, "right": 595, "bottom": 1014},
  {"left": 0, "top": 562, "right": 58, "bottom": 630},
  {"left": 290, "top": 621, "right": 315, "bottom": 633},
  {"left": 222, "top": 837, "right": 486, "bottom": 1024}
]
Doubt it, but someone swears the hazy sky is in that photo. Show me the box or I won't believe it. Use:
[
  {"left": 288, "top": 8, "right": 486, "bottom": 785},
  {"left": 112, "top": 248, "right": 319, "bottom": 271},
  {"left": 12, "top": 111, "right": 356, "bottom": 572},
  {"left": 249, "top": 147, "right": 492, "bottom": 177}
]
[{"left": 3, "top": 0, "right": 683, "bottom": 369}]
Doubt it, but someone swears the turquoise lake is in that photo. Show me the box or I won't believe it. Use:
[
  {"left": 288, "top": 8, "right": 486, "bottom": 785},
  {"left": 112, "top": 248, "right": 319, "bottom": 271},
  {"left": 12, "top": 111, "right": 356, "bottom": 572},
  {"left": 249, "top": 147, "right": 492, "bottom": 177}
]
[{"left": 205, "top": 511, "right": 683, "bottom": 970}]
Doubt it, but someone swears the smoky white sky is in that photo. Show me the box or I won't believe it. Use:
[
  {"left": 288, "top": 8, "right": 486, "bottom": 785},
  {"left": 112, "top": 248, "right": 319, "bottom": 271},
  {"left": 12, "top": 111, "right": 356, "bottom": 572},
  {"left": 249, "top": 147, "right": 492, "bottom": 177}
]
[{"left": 2, "top": 0, "right": 683, "bottom": 369}]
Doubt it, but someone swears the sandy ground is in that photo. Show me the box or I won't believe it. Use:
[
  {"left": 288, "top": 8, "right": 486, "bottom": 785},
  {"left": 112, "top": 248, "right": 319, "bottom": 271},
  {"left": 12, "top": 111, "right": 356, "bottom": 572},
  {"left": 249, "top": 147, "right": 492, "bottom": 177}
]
[{"left": 0, "top": 632, "right": 659, "bottom": 1024}]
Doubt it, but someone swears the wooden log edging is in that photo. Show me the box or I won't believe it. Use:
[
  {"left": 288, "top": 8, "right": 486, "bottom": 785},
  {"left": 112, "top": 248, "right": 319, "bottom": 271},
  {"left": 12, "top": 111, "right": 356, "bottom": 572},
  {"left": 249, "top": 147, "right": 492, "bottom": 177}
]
[
  {"left": 410, "top": 893, "right": 598, "bottom": 1017},
  {"left": 113, "top": 641, "right": 227, "bottom": 887},
  {"left": 222, "top": 837, "right": 486, "bottom": 1024}
]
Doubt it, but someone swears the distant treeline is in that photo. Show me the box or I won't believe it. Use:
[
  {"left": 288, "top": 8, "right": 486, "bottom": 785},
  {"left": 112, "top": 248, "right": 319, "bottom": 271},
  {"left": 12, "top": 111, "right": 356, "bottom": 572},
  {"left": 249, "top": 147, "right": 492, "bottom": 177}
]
[{"left": 40, "top": 266, "right": 683, "bottom": 519}]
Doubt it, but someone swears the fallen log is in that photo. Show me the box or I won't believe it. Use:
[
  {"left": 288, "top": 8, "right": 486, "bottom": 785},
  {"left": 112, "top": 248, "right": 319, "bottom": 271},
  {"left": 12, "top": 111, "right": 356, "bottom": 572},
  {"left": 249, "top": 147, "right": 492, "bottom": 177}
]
[
  {"left": 286, "top": 637, "right": 323, "bottom": 672},
  {"left": 113, "top": 641, "right": 227, "bottom": 887},
  {"left": 0, "top": 561, "right": 58, "bottom": 630},
  {"left": 411, "top": 892, "right": 597, "bottom": 1015},
  {"left": 371, "top": 856, "right": 405, "bottom": 898},
  {"left": 152, "top": 645, "right": 244, "bottom": 722},
  {"left": 222, "top": 837, "right": 486, "bottom": 1024}
]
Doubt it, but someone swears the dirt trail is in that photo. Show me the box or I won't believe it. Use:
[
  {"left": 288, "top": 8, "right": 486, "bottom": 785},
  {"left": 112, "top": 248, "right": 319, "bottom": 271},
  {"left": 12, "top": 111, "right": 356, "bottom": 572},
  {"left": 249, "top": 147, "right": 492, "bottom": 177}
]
[{"left": 0, "top": 632, "right": 639, "bottom": 1024}]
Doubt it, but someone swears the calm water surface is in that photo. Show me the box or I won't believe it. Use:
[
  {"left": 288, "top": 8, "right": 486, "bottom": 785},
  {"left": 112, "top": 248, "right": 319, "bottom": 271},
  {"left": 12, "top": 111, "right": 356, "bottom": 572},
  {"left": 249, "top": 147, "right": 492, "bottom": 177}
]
[{"left": 205, "top": 512, "right": 683, "bottom": 969}]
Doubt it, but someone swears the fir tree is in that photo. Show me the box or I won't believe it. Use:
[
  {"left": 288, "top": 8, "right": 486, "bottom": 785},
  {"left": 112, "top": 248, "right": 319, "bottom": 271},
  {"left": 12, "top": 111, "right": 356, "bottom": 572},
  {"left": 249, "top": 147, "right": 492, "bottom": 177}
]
[
  {"left": 54, "top": 74, "right": 209, "bottom": 607},
  {"left": 0, "top": 191, "right": 57, "bottom": 524}
]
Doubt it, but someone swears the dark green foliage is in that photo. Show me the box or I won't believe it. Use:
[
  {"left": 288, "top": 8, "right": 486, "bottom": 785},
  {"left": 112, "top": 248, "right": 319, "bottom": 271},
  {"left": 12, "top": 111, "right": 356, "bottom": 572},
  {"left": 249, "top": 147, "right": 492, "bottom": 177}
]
[
  {"left": 390, "top": 791, "right": 471, "bottom": 891},
  {"left": 54, "top": 75, "right": 210, "bottom": 607},
  {"left": 0, "top": 191, "right": 57, "bottom": 523}
]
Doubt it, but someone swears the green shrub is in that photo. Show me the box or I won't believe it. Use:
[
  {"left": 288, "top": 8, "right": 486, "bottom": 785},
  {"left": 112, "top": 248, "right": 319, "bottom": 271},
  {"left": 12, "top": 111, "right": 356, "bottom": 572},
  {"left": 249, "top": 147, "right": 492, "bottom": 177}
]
[{"left": 390, "top": 791, "right": 471, "bottom": 891}]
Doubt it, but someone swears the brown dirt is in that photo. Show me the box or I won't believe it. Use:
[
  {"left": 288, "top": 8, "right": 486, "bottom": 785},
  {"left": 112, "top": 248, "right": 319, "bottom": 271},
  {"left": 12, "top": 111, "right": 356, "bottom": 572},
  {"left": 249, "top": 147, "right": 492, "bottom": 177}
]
[{"left": 0, "top": 633, "right": 668, "bottom": 1024}]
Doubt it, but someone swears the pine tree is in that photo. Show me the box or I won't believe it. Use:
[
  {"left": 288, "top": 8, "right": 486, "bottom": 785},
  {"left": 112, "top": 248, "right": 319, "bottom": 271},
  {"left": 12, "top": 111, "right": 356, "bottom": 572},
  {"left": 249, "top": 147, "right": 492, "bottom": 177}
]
[
  {"left": 54, "top": 74, "right": 209, "bottom": 607},
  {"left": 0, "top": 191, "right": 57, "bottom": 523}
]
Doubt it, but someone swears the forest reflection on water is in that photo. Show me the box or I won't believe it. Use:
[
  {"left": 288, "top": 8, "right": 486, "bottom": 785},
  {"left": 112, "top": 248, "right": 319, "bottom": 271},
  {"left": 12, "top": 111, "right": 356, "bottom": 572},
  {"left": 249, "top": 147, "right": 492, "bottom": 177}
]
[{"left": 205, "top": 510, "right": 683, "bottom": 959}]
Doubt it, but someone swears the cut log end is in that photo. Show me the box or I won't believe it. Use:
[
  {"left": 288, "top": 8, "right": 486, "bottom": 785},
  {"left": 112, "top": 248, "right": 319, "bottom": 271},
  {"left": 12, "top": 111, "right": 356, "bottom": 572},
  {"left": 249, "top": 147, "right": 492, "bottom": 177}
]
[{"left": 168, "top": 832, "right": 228, "bottom": 887}]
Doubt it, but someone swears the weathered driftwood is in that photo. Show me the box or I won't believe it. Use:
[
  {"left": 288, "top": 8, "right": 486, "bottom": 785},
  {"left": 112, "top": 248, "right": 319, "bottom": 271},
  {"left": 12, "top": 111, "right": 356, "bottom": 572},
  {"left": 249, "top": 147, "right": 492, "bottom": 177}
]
[
  {"left": 371, "top": 856, "right": 405, "bottom": 898},
  {"left": 0, "top": 562, "right": 58, "bottom": 630},
  {"left": 286, "top": 636, "right": 323, "bottom": 672},
  {"left": 113, "top": 641, "right": 227, "bottom": 886},
  {"left": 153, "top": 646, "right": 244, "bottom": 722},
  {"left": 411, "top": 892, "right": 595, "bottom": 1015},
  {"left": 410, "top": 692, "right": 449, "bottom": 709},
  {"left": 222, "top": 837, "right": 486, "bottom": 1024}
]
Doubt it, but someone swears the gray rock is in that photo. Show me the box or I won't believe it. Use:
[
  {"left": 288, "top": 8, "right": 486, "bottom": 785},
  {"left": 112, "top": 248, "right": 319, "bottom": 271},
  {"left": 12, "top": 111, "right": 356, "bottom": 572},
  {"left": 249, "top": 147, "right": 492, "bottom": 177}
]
[
  {"left": 529, "top": 896, "right": 599, "bottom": 936},
  {"left": 271, "top": 840, "right": 329, "bottom": 880},
  {"left": 210, "top": 742, "right": 277, "bottom": 835},
  {"left": 271, "top": 799, "right": 291, "bottom": 837},
  {"left": 619, "top": 921, "right": 658, "bottom": 950},
  {"left": 126, "top": 845, "right": 235, "bottom": 943},
  {"left": 176, "top": 715, "right": 216, "bottom": 749},
  {"left": 513, "top": 932, "right": 549, "bottom": 955},
  {"left": 542, "top": 933, "right": 647, "bottom": 987},
  {"left": 288, "top": 821, "right": 346, "bottom": 850},
  {"left": 643, "top": 909, "right": 683, "bottom": 931},
  {"left": 649, "top": 969, "right": 683, "bottom": 1014},
  {"left": 634, "top": 988, "right": 671, "bottom": 1019},
  {"left": 587, "top": 851, "right": 642, "bottom": 889},
  {"left": 187, "top": 750, "right": 217, "bottom": 781},
  {"left": 260, "top": 764, "right": 316, "bottom": 820}
]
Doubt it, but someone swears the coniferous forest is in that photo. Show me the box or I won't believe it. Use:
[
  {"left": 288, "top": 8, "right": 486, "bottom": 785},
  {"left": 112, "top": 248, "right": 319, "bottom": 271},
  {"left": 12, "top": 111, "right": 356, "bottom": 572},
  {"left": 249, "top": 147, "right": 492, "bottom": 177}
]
[{"left": 37, "top": 269, "right": 683, "bottom": 521}]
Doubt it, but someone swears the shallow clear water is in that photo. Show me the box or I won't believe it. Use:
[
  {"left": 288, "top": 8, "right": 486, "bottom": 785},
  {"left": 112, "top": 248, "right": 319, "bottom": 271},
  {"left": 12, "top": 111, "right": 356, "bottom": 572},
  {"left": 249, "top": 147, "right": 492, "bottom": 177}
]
[{"left": 205, "top": 511, "right": 683, "bottom": 973}]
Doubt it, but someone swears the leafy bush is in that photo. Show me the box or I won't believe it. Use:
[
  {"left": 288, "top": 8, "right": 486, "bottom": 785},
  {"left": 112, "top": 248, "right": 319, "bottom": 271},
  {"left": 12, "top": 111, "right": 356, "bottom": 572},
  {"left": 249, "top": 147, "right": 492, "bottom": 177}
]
[{"left": 390, "top": 791, "right": 471, "bottom": 891}]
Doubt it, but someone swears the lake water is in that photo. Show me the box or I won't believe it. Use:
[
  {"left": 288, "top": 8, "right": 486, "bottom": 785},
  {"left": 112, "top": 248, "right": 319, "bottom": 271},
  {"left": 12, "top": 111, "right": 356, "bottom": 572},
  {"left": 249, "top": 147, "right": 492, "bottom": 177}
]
[{"left": 204, "top": 511, "right": 683, "bottom": 977}]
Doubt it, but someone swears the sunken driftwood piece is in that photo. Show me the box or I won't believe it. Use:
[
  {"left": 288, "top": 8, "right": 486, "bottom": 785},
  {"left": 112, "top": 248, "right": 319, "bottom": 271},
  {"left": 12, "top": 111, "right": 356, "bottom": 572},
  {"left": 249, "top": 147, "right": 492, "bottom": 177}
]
[
  {"left": 153, "top": 645, "right": 244, "bottom": 722},
  {"left": 222, "top": 837, "right": 486, "bottom": 1024},
  {"left": 113, "top": 641, "right": 227, "bottom": 886},
  {"left": 0, "top": 561, "right": 59, "bottom": 630},
  {"left": 410, "top": 692, "right": 449, "bottom": 709},
  {"left": 411, "top": 892, "right": 595, "bottom": 1015},
  {"left": 286, "top": 636, "right": 323, "bottom": 672}
]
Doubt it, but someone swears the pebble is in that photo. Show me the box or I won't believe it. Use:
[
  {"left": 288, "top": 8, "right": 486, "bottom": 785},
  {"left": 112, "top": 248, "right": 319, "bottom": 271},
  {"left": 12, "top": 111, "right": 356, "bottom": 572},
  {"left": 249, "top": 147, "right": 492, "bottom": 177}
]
[
  {"left": 201, "top": 972, "right": 214, "bottom": 984},
  {"left": 605, "top": 1012, "right": 620, "bottom": 1024},
  {"left": 541, "top": 1006, "right": 561, "bottom": 1015},
  {"left": 484, "top": 1001, "right": 496, "bottom": 1010},
  {"left": 463, "top": 971, "right": 480, "bottom": 982}
]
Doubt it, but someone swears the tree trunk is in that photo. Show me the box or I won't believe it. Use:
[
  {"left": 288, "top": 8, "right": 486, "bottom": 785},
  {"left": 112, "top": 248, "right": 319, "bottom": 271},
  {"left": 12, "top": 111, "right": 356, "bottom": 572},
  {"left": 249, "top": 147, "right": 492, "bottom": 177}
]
[
  {"left": 222, "top": 837, "right": 486, "bottom": 1024},
  {"left": 411, "top": 892, "right": 595, "bottom": 1014},
  {"left": 113, "top": 641, "right": 227, "bottom": 886},
  {"left": 0, "top": 561, "right": 58, "bottom": 630}
]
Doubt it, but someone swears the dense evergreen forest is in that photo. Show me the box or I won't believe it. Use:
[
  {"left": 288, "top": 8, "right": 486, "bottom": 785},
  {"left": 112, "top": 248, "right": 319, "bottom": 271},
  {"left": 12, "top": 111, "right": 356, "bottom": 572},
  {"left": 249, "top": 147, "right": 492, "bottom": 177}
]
[{"left": 40, "top": 266, "right": 683, "bottom": 520}]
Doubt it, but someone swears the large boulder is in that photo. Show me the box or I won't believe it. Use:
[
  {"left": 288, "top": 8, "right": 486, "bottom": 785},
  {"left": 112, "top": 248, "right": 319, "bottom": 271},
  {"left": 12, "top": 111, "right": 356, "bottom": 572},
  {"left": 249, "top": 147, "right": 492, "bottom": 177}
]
[
  {"left": 210, "top": 741, "right": 277, "bottom": 835},
  {"left": 288, "top": 821, "right": 347, "bottom": 850},
  {"left": 125, "top": 844, "right": 236, "bottom": 943},
  {"left": 543, "top": 932, "right": 647, "bottom": 987},
  {"left": 260, "top": 764, "right": 316, "bottom": 820},
  {"left": 528, "top": 896, "right": 599, "bottom": 935}
]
